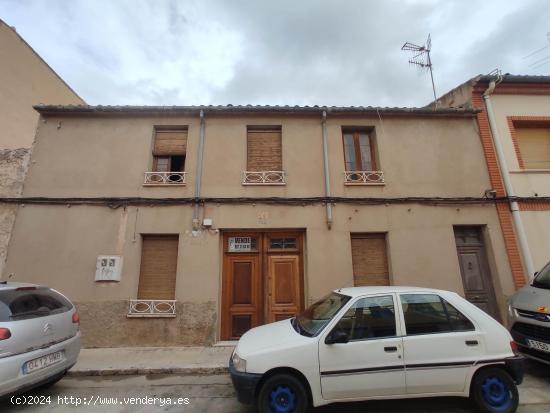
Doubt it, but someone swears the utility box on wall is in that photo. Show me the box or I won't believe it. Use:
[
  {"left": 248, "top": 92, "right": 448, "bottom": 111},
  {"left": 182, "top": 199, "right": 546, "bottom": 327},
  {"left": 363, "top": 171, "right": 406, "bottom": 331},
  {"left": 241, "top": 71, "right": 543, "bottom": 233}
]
[{"left": 95, "top": 256, "right": 123, "bottom": 282}]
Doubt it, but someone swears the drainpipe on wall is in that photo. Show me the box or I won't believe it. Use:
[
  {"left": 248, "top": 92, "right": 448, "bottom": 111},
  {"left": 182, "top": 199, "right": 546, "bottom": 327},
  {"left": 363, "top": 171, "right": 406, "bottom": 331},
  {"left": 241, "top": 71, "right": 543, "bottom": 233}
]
[
  {"left": 321, "top": 111, "right": 333, "bottom": 229},
  {"left": 483, "top": 81, "right": 536, "bottom": 280},
  {"left": 193, "top": 109, "right": 205, "bottom": 230}
]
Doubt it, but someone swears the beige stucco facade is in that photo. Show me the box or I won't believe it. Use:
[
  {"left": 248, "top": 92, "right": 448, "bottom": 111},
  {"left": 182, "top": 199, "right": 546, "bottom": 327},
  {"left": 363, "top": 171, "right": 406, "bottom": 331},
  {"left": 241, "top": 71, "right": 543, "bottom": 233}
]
[
  {"left": 0, "top": 19, "right": 84, "bottom": 278},
  {"left": 488, "top": 93, "right": 550, "bottom": 272},
  {"left": 3, "top": 108, "right": 517, "bottom": 347}
]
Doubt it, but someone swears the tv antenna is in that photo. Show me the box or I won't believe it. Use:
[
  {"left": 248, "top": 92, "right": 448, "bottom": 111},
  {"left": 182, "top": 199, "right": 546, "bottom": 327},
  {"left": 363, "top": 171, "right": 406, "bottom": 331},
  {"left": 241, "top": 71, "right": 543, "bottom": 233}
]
[
  {"left": 524, "top": 32, "right": 550, "bottom": 69},
  {"left": 402, "top": 34, "right": 437, "bottom": 104}
]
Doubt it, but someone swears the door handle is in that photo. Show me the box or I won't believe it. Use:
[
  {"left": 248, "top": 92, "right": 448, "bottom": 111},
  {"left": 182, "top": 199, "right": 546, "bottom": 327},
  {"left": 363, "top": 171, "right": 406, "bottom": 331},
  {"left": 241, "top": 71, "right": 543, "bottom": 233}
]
[
  {"left": 384, "top": 346, "right": 398, "bottom": 352},
  {"left": 465, "top": 340, "right": 479, "bottom": 346}
]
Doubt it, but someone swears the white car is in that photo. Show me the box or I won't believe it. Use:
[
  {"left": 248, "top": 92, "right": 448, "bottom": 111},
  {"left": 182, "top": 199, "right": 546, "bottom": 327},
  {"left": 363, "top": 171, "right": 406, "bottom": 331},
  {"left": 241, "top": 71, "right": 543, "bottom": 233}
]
[
  {"left": 230, "top": 286, "right": 523, "bottom": 413},
  {"left": 0, "top": 282, "right": 81, "bottom": 397}
]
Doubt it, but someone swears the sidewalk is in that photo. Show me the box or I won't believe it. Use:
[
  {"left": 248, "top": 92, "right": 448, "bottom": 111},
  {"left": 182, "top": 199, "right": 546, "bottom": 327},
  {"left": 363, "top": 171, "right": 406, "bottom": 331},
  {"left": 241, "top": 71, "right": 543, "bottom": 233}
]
[{"left": 68, "top": 345, "right": 234, "bottom": 377}]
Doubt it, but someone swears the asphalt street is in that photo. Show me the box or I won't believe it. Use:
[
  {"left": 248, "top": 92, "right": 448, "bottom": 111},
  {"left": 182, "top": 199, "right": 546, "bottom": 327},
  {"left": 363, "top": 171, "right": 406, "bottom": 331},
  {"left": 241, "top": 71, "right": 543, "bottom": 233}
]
[{"left": 1, "top": 360, "right": 549, "bottom": 413}]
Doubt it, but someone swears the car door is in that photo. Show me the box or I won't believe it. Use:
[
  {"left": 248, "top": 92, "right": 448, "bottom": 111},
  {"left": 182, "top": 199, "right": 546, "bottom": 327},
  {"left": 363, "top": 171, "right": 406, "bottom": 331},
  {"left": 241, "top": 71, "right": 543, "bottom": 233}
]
[
  {"left": 318, "top": 293, "right": 405, "bottom": 401},
  {"left": 398, "top": 293, "right": 485, "bottom": 394}
]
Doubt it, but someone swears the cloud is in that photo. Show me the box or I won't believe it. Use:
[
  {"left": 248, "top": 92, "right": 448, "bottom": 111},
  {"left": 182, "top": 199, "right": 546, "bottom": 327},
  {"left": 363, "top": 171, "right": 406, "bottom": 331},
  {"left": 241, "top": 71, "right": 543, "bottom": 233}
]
[{"left": 1, "top": 0, "right": 549, "bottom": 106}]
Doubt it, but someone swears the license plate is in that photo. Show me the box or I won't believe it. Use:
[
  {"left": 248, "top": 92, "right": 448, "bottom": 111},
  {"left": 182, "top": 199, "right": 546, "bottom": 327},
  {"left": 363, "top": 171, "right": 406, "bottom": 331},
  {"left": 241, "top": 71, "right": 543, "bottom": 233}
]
[
  {"left": 23, "top": 351, "right": 64, "bottom": 374},
  {"left": 527, "top": 339, "right": 550, "bottom": 353}
]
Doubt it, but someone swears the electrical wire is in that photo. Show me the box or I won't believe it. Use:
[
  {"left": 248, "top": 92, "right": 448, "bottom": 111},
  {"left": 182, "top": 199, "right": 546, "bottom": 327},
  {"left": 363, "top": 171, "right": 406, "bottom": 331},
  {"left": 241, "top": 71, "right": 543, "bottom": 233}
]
[{"left": 1, "top": 196, "right": 549, "bottom": 208}]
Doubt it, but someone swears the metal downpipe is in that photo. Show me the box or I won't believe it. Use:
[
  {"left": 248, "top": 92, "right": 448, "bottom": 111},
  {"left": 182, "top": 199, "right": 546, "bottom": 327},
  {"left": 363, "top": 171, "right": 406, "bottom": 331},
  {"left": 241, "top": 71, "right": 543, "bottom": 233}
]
[
  {"left": 321, "top": 111, "right": 333, "bottom": 229},
  {"left": 193, "top": 109, "right": 205, "bottom": 229},
  {"left": 483, "top": 82, "right": 535, "bottom": 280}
]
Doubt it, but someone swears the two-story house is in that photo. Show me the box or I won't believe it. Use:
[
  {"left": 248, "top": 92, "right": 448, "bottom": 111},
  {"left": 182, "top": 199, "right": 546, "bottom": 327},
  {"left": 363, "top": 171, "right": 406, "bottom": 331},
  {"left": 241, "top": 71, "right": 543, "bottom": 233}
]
[
  {"left": 3, "top": 104, "right": 517, "bottom": 347},
  {"left": 438, "top": 74, "right": 550, "bottom": 285}
]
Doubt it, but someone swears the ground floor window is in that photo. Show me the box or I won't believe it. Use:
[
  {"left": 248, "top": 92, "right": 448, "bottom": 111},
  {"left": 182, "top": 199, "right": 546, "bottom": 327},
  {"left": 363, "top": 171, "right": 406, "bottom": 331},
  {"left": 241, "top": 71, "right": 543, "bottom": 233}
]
[
  {"left": 350, "top": 233, "right": 389, "bottom": 286},
  {"left": 137, "top": 235, "right": 179, "bottom": 300}
]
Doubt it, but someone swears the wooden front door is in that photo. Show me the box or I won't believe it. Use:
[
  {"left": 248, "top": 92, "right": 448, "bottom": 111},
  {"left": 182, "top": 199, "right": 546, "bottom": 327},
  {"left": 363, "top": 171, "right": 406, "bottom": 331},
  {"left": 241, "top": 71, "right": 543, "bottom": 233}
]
[
  {"left": 221, "top": 231, "right": 304, "bottom": 340},
  {"left": 453, "top": 226, "right": 500, "bottom": 320}
]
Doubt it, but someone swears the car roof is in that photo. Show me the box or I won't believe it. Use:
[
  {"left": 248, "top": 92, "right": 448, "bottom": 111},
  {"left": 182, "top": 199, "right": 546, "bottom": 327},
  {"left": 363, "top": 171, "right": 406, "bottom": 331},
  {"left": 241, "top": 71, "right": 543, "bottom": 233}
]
[
  {"left": 0, "top": 281, "right": 41, "bottom": 290},
  {"left": 334, "top": 286, "right": 457, "bottom": 298}
]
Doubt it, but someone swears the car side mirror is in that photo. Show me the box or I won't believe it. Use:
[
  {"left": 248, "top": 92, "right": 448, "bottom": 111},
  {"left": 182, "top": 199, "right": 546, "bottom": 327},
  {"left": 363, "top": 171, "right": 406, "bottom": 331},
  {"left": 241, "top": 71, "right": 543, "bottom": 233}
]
[{"left": 325, "top": 330, "right": 349, "bottom": 344}]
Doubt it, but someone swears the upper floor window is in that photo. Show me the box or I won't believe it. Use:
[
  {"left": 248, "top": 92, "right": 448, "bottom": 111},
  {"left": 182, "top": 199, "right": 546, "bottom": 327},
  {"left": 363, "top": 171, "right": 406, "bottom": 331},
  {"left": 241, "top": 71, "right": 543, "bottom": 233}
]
[
  {"left": 144, "top": 127, "right": 188, "bottom": 185},
  {"left": 342, "top": 128, "right": 384, "bottom": 185},
  {"left": 243, "top": 126, "right": 285, "bottom": 185},
  {"left": 514, "top": 124, "right": 550, "bottom": 170}
]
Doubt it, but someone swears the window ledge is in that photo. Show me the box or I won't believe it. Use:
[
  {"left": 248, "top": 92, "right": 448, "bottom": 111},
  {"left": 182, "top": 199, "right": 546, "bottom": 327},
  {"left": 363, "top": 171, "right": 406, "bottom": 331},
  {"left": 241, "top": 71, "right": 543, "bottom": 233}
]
[
  {"left": 127, "top": 313, "right": 177, "bottom": 318},
  {"left": 509, "top": 169, "right": 550, "bottom": 174},
  {"left": 143, "top": 184, "right": 186, "bottom": 187},
  {"left": 242, "top": 171, "right": 286, "bottom": 185},
  {"left": 344, "top": 182, "right": 386, "bottom": 186}
]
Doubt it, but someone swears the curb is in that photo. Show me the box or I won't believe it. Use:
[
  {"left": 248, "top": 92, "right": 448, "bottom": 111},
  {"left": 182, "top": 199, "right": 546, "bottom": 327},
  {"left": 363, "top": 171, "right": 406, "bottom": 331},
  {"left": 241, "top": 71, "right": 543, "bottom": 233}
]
[{"left": 67, "top": 366, "right": 229, "bottom": 377}]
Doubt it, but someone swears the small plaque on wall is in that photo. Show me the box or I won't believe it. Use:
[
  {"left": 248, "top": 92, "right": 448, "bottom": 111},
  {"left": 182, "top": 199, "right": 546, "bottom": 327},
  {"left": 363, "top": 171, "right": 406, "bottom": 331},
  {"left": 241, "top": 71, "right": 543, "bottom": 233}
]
[
  {"left": 95, "top": 255, "right": 123, "bottom": 281},
  {"left": 228, "top": 237, "right": 253, "bottom": 252}
]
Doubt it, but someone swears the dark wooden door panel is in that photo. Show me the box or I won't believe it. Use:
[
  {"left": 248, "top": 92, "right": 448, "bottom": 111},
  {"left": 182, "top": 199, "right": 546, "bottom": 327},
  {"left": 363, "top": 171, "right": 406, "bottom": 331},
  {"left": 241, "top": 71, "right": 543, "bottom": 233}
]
[
  {"left": 222, "top": 255, "right": 261, "bottom": 340},
  {"left": 454, "top": 226, "right": 499, "bottom": 320},
  {"left": 267, "top": 255, "right": 301, "bottom": 323}
]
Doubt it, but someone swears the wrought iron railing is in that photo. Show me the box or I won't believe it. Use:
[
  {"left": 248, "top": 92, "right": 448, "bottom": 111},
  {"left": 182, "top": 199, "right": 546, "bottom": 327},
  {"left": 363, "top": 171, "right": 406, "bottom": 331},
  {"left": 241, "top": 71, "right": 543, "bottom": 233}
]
[
  {"left": 127, "top": 299, "right": 177, "bottom": 317},
  {"left": 344, "top": 171, "right": 385, "bottom": 185},
  {"left": 143, "top": 171, "right": 186, "bottom": 185},
  {"left": 242, "top": 171, "right": 286, "bottom": 185}
]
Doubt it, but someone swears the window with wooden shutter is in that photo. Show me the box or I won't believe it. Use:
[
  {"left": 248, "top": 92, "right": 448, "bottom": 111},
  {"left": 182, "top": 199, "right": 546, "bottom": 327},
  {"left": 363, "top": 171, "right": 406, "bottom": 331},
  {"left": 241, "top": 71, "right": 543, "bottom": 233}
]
[
  {"left": 152, "top": 128, "right": 187, "bottom": 172},
  {"left": 516, "top": 126, "right": 550, "bottom": 169},
  {"left": 247, "top": 127, "right": 282, "bottom": 171},
  {"left": 350, "top": 233, "right": 389, "bottom": 286},
  {"left": 137, "top": 235, "right": 179, "bottom": 300}
]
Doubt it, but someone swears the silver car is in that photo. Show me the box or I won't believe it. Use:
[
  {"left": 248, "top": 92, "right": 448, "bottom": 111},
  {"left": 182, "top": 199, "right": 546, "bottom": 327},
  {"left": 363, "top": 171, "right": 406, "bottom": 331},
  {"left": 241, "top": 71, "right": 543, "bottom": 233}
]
[
  {"left": 0, "top": 282, "right": 81, "bottom": 397},
  {"left": 509, "top": 262, "right": 550, "bottom": 365}
]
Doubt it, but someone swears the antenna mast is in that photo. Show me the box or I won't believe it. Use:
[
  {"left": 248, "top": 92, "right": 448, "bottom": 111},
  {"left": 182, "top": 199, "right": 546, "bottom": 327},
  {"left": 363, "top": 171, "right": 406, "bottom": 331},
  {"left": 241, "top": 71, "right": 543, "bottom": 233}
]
[{"left": 402, "top": 34, "right": 437, "bottom": 104}]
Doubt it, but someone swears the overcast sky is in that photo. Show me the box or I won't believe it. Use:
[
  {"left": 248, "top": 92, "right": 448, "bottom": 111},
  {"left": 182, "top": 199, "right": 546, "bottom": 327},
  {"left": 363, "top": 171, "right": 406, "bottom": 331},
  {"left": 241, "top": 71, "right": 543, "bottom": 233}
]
[{"left": 2, "top": 0, "right": 549, "bottom": 107}]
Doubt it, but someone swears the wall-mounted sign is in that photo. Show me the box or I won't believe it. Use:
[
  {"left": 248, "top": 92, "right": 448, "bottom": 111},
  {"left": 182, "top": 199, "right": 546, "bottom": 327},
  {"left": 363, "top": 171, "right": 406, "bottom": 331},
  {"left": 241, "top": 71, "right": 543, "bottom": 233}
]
[{"left": 228, "top": 237, "right": 253, "bottom": 252}]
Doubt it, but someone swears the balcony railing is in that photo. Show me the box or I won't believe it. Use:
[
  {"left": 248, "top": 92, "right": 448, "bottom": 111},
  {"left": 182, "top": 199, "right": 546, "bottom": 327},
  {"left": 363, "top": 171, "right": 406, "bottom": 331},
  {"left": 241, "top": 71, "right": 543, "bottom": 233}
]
[
  {"left": 242, "top": 171, "right": 286, "bottom": 185},
  {"left": 143, "top": 171, "right": 186, "bottom": 186},
  {"left": 344, "top": 171, "right": 385, "bottom": 185},
  {"left": 127, "top": 299, "right": 177, "bottom": 318}
]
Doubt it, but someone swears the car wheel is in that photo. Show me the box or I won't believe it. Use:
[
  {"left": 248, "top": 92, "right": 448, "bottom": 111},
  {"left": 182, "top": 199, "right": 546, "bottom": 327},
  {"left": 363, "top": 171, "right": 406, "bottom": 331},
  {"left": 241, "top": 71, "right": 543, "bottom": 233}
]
[
  {"left": 471, "top": 367, "right": 518, "bottom": 413},
  {"left": 258, "top": 373, "right": 308, "bottom": 413}
]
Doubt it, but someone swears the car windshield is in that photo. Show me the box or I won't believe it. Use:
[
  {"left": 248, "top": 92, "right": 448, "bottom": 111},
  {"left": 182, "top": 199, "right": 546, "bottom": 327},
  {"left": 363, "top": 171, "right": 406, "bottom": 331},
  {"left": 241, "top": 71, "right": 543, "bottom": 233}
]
[
  {"left": 294, "top": 292, "right": 351, "bottom": 337},
  {"left": 533, "top": 263, "right": 550, "bottom": 290}
]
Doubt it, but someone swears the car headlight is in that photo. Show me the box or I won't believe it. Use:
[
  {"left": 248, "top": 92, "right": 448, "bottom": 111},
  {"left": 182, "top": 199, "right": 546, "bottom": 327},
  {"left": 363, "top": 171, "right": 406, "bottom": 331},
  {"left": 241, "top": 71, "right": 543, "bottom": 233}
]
[{"left": 231, "top": 350, "right": 247, "bottom": 373}]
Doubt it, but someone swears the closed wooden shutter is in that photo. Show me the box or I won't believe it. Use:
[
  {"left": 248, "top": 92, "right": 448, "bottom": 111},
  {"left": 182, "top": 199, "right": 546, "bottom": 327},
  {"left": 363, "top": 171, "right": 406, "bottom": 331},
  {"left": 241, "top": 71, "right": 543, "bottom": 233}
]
[
  {"left": 351, "top": 233, "right": 389, "bottom": 286},
  {"left": 137, "top": 235, "right": 179, "bottom": 299},
  {"left": 153, "top": 129, "right": 187, "bottom": 156},
  {"left": 516, "top": 127, "right": 550, "bottom": 169},
  {"left": 247, "top": 128, "right": 282, "bottom": 171}
]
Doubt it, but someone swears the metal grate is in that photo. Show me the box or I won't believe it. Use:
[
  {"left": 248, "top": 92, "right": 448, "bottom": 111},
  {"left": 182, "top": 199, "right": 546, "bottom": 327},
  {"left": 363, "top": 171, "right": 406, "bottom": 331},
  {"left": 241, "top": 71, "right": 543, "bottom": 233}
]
[
  {"left": 344, "top": 171, "right": 384, "bottom": 185},
  {"left": 242, "top": 171, "right": 286, "bottom": 185},
  {"left": 511, "top": 322, "right": 550, "bottom": 342},
  {"left": 144, "top": 172, "right": 186, "bottom": 185},
  {"left": 128, "top": 299, "right": 177, "bottom": 317}
]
